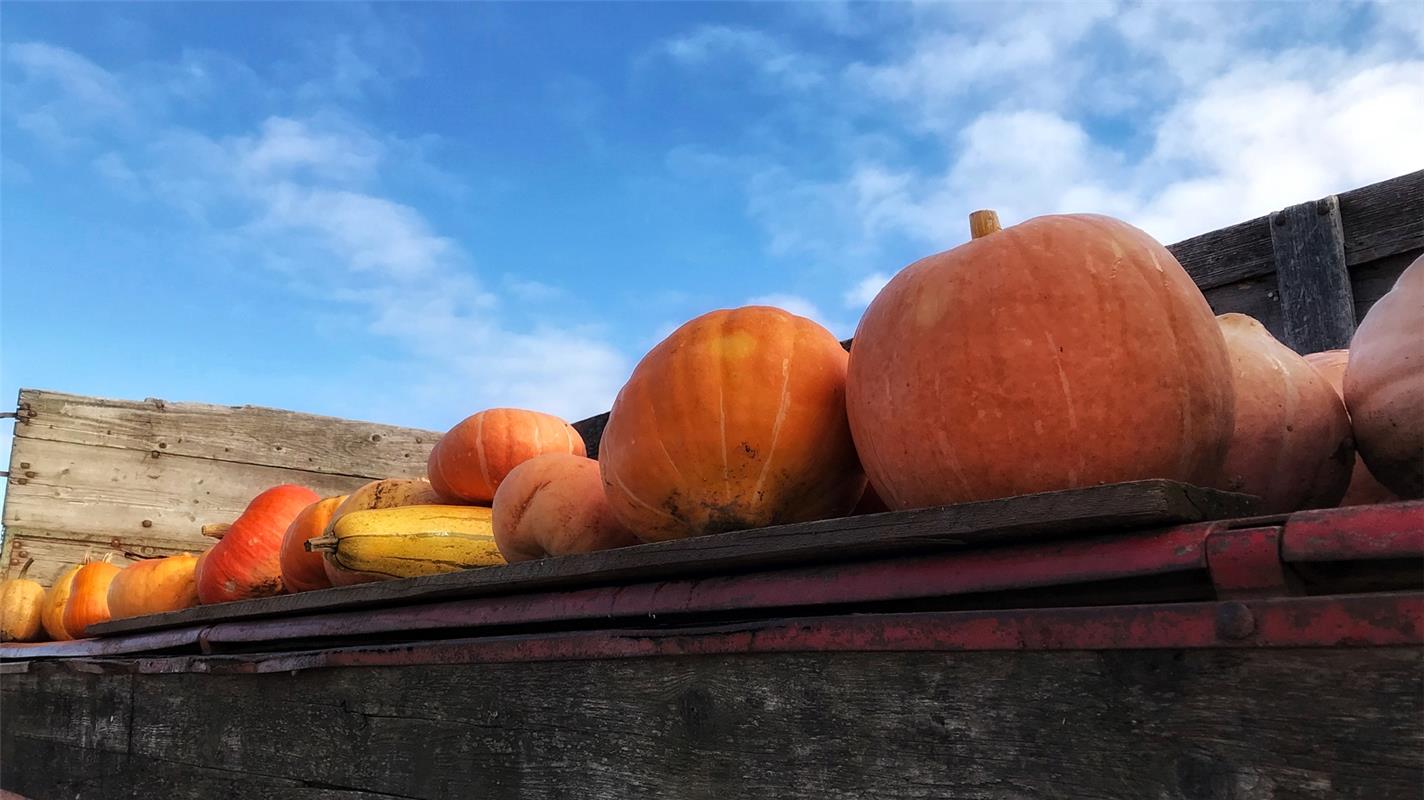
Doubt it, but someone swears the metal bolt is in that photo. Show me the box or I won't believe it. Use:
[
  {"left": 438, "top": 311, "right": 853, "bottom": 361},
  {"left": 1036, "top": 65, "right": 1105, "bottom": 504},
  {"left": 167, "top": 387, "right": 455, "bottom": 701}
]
[
  {"left": 1316, "top": 198, "right": 1331, "bottom": 215},
  {"left": 141, "top": 520, "right": 153, "bottom": 528},
  {"left": 18, "top": 462, "right": 29, "bottom": 469},
  {"left": 1215, "top": 602, "right": 1256, "bottom": 640},
  {"left": 15, "top": 477, "right": 27, "bottom": 485},
  {"left": 24, "top": 471, "right": 35, "bottom": 478},
  {"left": 150, "top": 450, "right": 161, "bottom": 459}
]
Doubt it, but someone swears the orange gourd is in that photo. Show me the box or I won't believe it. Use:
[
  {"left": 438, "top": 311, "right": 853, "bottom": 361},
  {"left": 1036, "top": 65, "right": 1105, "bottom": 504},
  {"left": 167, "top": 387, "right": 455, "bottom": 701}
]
[
  {"left": 1345, "top": 255, "right": 1423, "bottom": 498},
  {"left": 62, "top": 558, "right": 123, "bottom": 637},
  {"left": 1, "top": 560, "right": 46, "bottom": 642},
  {"left": 279, "top": 495, "right": 347, "bottom": 593},
  {"left": 600, "top": 305, "right": 866, "bottom": 541},
  {"left": 40, "top": 564, "right": 83, "bottom": 641},
  {"left": 847, "top": 211, "right": 1235, "bottom": 509},
  {"left": 1216, "top": 315, "right": 1353, "bottom": 512},
  {"left": 493, "top": 454, "right": 639, "bottom": 561},
  {"left": 428, "top": 409, "right": 586, "bottom": 503},
  {"left": 1304, "top": 350, "right": 1399, "bottom": 506},
  {"left": 106, "top": 554, "right": 200, "bottom": 619},
  {"left": 196, "top": 484, "right": 320, "bottom": 604}
]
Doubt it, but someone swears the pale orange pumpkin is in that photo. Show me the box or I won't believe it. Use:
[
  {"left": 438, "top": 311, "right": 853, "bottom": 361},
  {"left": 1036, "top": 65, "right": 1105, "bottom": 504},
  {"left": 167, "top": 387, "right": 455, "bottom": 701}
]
[
  {"left": 62, "top": 559, "right": 123, "bottom": 637},
  {"left": 279, "top": 495, "right": 347, "bottom": 593},
  {"left": 1, "top": 560, "right": 46, "bottom": 642},
  {"left": 493, "top": 454, "right": 639, "bottom": 561},
  {"left": 40, "top": 564, "right": 84, "bottom": 642},
  {"left": 106, "top": 554, "right": 200, "bottom": 620},
  {"left": 196, "top": 484, "right": 320, "bottom": 604},
  {"left": 1216, "top": 314, "right": 1353, "bottom": 512},
  {"left": 847, "top": 211, "right": 1235, "bottom": 509},
  {"left": 601, "top": 305, "right": 866, "bottom": 541},
  {"left": 428, "top": 409, "right": 586, "bottom": 504},
  {"left": 1345, "top": 255, "right": 1423, "bottom": 499},
  {"left": 1304, "top": 349, "right": 1399, "bottom": 506}
]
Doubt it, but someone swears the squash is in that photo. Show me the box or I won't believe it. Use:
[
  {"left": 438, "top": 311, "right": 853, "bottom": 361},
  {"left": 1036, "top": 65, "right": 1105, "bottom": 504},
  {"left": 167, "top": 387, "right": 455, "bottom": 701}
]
[
  {"left": 40, "top": 563, "right": 84, "bottom": 641},
  {"left": 1216, "top": 314, "right": 1353, "bottom": 512},
  {"left": 196, "top": 484, "right": 320, "bottom": 604},
  {"left": 308, "top": 504, "right": 502, "bottom": 583},
  {"left": 1, "top": 560, "right": 46, "bottom": 642},
  {"left": 1345, "top": 255, "right": 1423, "bottom": 498},
  {"left": 428, "top": 409, "right": 586, "bottom": 503},
  {"left": 106, "top": 554, "right": 200, "bottom": 620},
  {"left": 62, "top": 558, "right": 123, "bottom": 637},
  {"left": 846, "top": 211, "right": 1235, "bottom": 509},
  {"left": 600, "top": 305, "right": 866, "bottom": 541},
  {"left": 279, "top": 495, "right": 347, "bottom": 593},
  {"left": 493, "top": 454, "right": 638, "bottom": 561},
  {"left": 1304, "top": 350, "right": 1399, "bottom": 506}
]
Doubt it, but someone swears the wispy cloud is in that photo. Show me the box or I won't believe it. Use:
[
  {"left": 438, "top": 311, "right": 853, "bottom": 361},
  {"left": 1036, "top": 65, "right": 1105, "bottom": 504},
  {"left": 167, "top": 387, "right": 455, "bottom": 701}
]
[{"left": 652, "top": 25, "right": 824, "bottom": 91}]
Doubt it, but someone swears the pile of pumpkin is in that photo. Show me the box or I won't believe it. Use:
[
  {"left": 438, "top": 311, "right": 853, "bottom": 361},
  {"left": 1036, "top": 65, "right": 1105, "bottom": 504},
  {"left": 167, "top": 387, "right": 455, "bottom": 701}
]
[{"left": 3, "top": 211, "right": 1420, "bottom": 643}]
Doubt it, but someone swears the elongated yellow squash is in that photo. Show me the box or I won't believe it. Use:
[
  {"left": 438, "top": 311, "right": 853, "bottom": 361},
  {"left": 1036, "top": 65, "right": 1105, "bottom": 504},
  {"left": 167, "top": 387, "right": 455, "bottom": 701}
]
[{"left": 307, "top": 504, "right": 504, "bottom": 582}]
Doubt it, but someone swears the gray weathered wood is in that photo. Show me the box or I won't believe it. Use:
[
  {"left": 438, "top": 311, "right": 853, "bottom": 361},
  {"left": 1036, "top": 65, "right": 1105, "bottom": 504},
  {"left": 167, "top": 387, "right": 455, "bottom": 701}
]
[
  {"left": 0, "top": 529, "right": 146, "bottom": 587},
  {"left": 1352, "top": 248, "right": 1422, "bottom": 323},
  {"left": 4, "top": 648, "right": 1420, "bottom": 799},
  {"left": 1271, "top": 195, "right": 1356, "bottom": 353}
]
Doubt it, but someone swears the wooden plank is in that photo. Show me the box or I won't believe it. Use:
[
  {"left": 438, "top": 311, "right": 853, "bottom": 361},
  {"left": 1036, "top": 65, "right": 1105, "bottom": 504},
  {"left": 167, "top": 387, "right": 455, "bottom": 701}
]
[
  {"left": 1352, "top": 248, "right": 1421, "bottom": 324},
  {"left": 1201, "top": 274, "right": 1284, "bottom": 335},
  {"left": 4, "top": 647, "right": 1419, "bottom": 799},
  {"left": 88, "top": 480, "right": 1254, "bottom": 636},
  {"left": 3, "top": 437, "right": 372, "bottom": 548},
  {"left": 1271, "top": 195, "right": 1356, "bottom": 353},
  {"left": 12, "top": 389, "right": 440, "bottom": 479},
  {"left": 1, "top": 530, "right": 146, "bottom": 586}
]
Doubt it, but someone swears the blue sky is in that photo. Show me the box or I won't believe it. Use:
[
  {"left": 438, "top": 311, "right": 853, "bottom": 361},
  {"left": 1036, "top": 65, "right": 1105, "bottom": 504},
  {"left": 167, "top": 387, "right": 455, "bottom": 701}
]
[{"left": 3, "top": 2, "right": 1422, "bottom": 441}]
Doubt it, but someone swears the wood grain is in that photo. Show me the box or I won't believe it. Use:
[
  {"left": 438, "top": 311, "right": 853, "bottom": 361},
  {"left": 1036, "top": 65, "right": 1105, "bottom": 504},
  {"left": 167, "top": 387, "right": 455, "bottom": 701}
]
[
  {"left": 1, "top": 528, "right": 146, "bottom": 588},
  {"left": 1271, "top": 196, "right": 1357, "bottom": 353},
  {"left": 88, "top": 479, "right": 1253, "bottom": 637},
  {"left": 4, "top": 648, "right": 1419, "bottom": 799}
]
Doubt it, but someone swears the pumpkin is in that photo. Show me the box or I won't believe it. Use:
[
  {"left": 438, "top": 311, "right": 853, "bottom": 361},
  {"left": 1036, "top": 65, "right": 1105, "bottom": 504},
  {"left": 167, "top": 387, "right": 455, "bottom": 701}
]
[
  {"left": 846, "top": 211, "right": 1235, "bottom": 509},
  {"left": 600, "top": 305, "right": 866, "bottom": 541},
  {"left": 428, "top": 409, "right": 586, "bottom": 504},
  {"left": 279, "top": 495, "right": 347, "bottom": 593},
  {"left": 62, "top": 558, "right": 123, "bottom": 637},
  {"left": 1216, "top": 314, "right": 1353, "bottom": 512},
  {"left": 40, "top": 564, "right": 84, "bottom": 641},
  {"left": 106, "top": 554, "right": 200, "bottom": 620},
  {"left": 196, "top": 484, "right": 320, "bottom": 604},
  {"left": 1304, "top": 350, "right": 1399, "bottom": 506},
  {"left": 1, "top": 560, "right": 46, "bottom": 642},
  {"left": 1345, "top": 255, "right": 1424, "bottom": 498},
  {"left": 493, "top": 454, "right": 639, "bottom": 561}
]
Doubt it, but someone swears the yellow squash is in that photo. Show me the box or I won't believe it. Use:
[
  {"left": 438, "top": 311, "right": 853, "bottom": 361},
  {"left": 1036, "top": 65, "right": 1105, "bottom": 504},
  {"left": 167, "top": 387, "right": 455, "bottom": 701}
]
[
  {"left": 1, "top": 559, "right": 46, "bottom": 642},
  {"left": 307, "top": 504, "right": 504, "bottom": 581}
]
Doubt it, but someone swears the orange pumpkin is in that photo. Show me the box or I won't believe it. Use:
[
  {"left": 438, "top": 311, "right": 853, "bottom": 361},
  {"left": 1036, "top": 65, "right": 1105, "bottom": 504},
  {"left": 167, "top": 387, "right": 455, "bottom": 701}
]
[
  {"left": 846, "top": 212, "right": 1235, "bottom": 509},
  {"left": 196, "top": 484, "right": 320, "bottom": 604},
  {"left": 62, "top": 559, "right": 123, "bottom": 637},
  {"left": 493, "top": 454, "right": 639, "bottom": 561},
  {"left": 601, "top": 306, "right": 866, "bottom": 541},
  {"left": 428, "top": 409, "right": 586, "bottom": 503},
  {"left": 1304, "top": 350, "right": 1399, "bottom": 506},
  {"left": 1, "top": 560, "right": 46, "bottom": 642},
  {"left": 1345, "top": 255, "right": 1423, "bottom": 498},
  {"left": 279, "top": 495, "right": 347, "bottom": 593},
  {"left": 1216, "top": 315, "right": 1353, "bottom": 512},
  {"left": 106, "top": 554, "right": 200, "bottom": 620},
  {"left": 40, "top": 564, "right": 84, "bottom": 642}
]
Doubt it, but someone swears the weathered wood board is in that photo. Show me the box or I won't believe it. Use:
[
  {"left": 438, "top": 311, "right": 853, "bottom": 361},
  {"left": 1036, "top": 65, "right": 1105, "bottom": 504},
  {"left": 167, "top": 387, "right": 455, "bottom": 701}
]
[{"left": 3, "top": 647, "right": 1420, "bottom": 799}]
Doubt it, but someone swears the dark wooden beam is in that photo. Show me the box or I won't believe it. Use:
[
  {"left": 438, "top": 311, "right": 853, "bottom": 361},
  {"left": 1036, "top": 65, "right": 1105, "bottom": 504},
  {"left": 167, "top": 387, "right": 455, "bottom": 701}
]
[{"left": 1270, "top": 195, "right": 1356, "bottom": 353}]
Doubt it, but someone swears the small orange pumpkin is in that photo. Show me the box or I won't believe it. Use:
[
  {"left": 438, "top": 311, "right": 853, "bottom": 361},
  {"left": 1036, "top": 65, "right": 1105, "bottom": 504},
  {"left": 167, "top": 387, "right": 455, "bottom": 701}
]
[
  {"left": 428, "top": 409, "right": 586, "bottom": 504},
  {"left": 106, "top": 554, "right": 200, "bottom": 620},
  {"left": 279, "top": 495, "right": 347, "bottom": 593},
  {"left": 196, "top": 484, "right": 320, "bottom": 604},
  {"left": 1304, "top": 350, "right": 1399, "bottom": 506},
  {"left": 493, "top": 454, "right": 639, "bottom": 561},
  {"left": 1, "top": 560, "right": 46, "bottom": 642},
  {"left": 40, "top": 563, "right": 84, "bottom": 641},
  {"left": 62, "top": 558, "right": 124, "bottom": 637}
]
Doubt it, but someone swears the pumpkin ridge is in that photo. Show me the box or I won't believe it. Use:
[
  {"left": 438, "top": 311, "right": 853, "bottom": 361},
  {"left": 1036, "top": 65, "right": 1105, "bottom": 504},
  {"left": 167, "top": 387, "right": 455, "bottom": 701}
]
[
  {"left": 474, "top": 412, "right": 493, "bottom": 498},
  {"left": 751, "top": 352, "right": 794, "bottom": 504}
]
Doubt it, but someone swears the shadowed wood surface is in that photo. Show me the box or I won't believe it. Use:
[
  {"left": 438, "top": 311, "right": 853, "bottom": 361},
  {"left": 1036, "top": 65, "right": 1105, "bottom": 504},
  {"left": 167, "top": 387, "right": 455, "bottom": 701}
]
[
  {"left": 87, "top": 480, "right": 1254, "bottom": 637},
  {"left": 1270, "top": 196, "right": 1356, "bottom": 353},
  {"left": 3, "top": 647, "right": 1420, "bottom": 799}
]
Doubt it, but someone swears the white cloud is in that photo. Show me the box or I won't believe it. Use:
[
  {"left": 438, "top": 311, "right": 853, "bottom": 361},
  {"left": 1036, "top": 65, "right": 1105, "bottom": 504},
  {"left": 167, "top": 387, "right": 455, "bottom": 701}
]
[
  {"left": 844, "top": 272, "right": 891, "bottom": 308},
  {"left": 654, "top": 25, "right": 824, "bottom": 91}
]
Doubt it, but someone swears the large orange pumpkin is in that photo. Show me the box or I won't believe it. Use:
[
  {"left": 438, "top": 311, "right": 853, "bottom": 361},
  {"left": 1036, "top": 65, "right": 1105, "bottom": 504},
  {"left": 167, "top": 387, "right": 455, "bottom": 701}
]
[
  {"left": 279, "top": 495, "right": 347, "bottom": 593},
  {"left": 493, "top": 453, "right": 639, "bottom": 561},
  {"left": 62, "top": 559, "right": 123, "bottom": 637},
  {"left": 846, "top": 212, "right": 1235, "bottom": 509},
  {"left": 1345, "top": 255, "right": 1423, "bottom": 498},
  {"left": 1304, "top": 350, "right": 1399, "bottom": 506},
  {"left": 601, "top": 305, "right": 866, "bottom": 541},
  {"left": 106, "top": 554, "right": 200, "bottom": 620},
  {"left": 40, "top": 564, "right": 84, "bottom": 641},
  {"left": 428, "top": 409, "right": 586, "bottom": 504},
  {"left": 196, "top": 484, "right": 320, "bottom": 604},
  {"left": 1216, "top": 315, "right": 1353, "bottom": 512}
]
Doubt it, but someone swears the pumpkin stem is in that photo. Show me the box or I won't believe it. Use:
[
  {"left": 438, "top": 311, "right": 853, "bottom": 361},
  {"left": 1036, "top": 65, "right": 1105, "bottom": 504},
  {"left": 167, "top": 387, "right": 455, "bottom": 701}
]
[
  {"left": 201, "top": 523, "right": 233, "bottom": 540},
  {"left": 16, "top": 558, "right": 35, "bottom": 580},
  {"left": 969, "top": 209, "right": 1002, "bottom": 239},
  {"left": 305, "top": 534, "right": 339, "bottom": 553}
]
